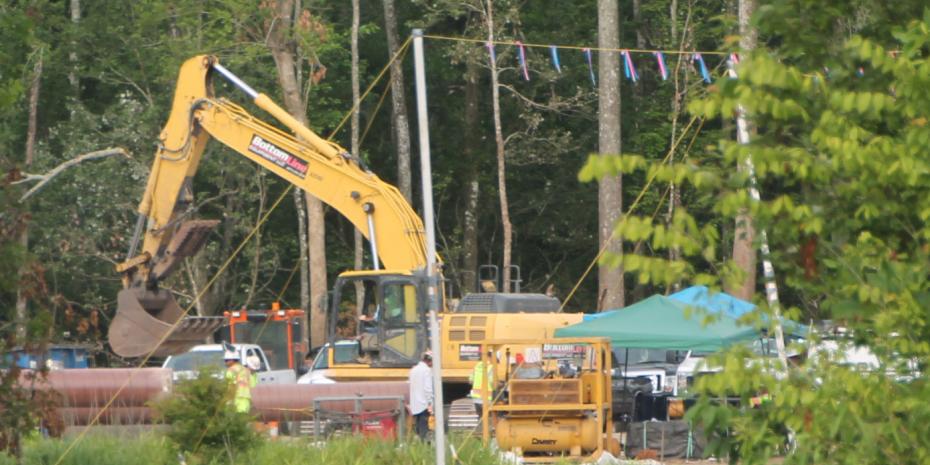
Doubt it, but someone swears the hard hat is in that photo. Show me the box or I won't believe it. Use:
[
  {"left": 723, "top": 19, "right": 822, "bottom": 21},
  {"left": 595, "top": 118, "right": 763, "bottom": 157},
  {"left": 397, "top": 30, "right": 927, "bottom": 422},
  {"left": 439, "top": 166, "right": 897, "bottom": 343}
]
[
  {"left": 224, "top": 350, "right": 240, "bottom": 361},
  {"left": 422, "top": 350, "right": 433, "bottom": 360},
  {"left": 246, "top": 354, "right": 261, "bottom": 371}
]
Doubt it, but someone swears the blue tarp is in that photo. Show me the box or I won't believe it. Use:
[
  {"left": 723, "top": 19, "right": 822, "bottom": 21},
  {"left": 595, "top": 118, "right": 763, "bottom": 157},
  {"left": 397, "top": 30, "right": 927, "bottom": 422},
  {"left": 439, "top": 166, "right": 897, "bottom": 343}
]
[
  {"left": 583, "top": 285, "right": 754, "bottom": 322},
  {"left": 582, "top": 310, "right": 616, "bottom": 321},
  {"left": 668, "top": 285, "right": 756, "bottom": 319},
  {"left": 557, "top": 295, "right": 761, "bottom": 351},
  {"left": 673, "top": 285, "right": 808, "bottom": 337},
  {"left": 579, "top": 285, "right": 808, "bottom": 338}
]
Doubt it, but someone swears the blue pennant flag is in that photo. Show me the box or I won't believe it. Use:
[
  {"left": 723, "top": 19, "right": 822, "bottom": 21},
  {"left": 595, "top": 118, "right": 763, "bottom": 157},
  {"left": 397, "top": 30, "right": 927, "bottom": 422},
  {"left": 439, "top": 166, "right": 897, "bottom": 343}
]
[
  {"left": 584, "top": 48, "right": 596, "bottom": 86},
  {"left": 693, "top": 53, "right": 711, "bottom": 83},
  {"left": 550, "top": 46, "right": 562, "bottom": 73}
]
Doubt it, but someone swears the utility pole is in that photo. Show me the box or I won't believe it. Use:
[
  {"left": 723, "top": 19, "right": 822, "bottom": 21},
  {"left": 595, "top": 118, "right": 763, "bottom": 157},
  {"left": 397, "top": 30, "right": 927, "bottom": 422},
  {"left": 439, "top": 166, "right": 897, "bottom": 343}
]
[{"left": 412, "top": 28, "right": 446, "bottom": 465}]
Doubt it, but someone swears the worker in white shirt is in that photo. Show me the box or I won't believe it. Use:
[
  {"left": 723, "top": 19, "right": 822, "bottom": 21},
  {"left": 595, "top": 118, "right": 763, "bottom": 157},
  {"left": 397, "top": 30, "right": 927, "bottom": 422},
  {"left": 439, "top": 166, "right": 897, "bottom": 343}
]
[{"left": 408, "top": 350, "right": 434, "bottom": 440}]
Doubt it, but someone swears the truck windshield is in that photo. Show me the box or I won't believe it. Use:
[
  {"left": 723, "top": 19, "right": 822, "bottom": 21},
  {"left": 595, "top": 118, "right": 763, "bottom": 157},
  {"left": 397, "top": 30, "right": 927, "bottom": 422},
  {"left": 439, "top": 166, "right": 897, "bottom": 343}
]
[
  {"left": 165, "top": 350, "right": 224, "bottom": 372},
  {"left": 233, "top": 321, "right": 289, "bottom": 370},
  {"left": 613, "top": 348, "right": 671, "bottom": 365}
]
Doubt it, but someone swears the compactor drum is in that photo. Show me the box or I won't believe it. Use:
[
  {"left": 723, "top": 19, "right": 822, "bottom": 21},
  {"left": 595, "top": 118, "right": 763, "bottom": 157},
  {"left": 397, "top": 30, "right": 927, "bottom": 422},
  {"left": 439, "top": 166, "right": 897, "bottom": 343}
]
[{"left": 496, "top": 418, "right": 600, "bottom": 455}]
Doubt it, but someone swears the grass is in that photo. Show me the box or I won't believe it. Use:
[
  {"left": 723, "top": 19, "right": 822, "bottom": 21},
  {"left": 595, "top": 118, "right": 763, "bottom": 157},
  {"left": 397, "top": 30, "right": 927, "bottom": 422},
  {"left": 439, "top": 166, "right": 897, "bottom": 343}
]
[
  {"left": 1, "top": 434, "right": 176, "bottom": 465},
  {"left": 0, "top": 433, "right": 505, "bottom": 465}
]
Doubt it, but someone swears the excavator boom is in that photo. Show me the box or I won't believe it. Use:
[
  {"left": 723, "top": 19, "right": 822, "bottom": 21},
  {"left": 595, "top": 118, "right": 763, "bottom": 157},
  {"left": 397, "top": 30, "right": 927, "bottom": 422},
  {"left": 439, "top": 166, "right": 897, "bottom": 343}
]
[{"left": 110, "top": 55, "right": 430, "bottom": 358}]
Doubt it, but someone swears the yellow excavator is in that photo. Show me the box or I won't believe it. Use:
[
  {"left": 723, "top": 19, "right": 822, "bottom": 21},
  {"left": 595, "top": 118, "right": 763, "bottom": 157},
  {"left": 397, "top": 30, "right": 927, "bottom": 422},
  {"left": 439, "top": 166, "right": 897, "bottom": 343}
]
[{"left": 110, "top": 56, "right": 581, "bottom": 392}]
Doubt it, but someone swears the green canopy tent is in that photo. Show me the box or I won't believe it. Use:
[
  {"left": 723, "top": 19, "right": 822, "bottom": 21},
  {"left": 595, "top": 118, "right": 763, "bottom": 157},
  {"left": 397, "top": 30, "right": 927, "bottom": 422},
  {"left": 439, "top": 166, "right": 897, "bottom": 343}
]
[{"left": 554, "top": 295, "right": 761, "bottom": 352}]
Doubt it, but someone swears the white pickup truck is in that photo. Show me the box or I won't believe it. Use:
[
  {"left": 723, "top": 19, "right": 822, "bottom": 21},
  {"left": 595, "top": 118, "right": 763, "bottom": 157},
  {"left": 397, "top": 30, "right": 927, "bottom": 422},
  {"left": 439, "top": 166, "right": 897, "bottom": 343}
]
[{"left": 162, "top": 343, "right": 297, "bottom": 385}]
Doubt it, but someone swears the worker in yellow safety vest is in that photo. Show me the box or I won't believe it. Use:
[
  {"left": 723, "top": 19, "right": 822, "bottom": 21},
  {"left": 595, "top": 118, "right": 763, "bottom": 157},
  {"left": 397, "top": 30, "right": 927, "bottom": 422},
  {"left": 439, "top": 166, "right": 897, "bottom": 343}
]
[
  {"left": 470, "top": 350, "right": 494, "bottom": 417},
  {"left": 224, "top": 349, "right": 256, "bottom": 413}
]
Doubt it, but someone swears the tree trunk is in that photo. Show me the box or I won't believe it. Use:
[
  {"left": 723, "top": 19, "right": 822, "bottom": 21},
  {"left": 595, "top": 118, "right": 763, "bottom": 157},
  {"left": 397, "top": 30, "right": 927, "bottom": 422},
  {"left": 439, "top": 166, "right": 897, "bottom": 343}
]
[
  {"left": 667, "top": 0, "right": 687, "bottom": 287},
  {"left": 351, "top": 0, "right": 365, "bottom": 333},
  {"left": 267, "top": 0, "right": 325, "bottom": 348},
  {"left": 16, "top": 52, "right": 43, "bottom": 339},
  {"left": 351, "top": 0, "right": 361, "bottom": 163},
  {"left": 244, "top": 171, "right": 267, "bottom": 309},
  {"left": 382, "top": 0, "right": 413, "bottom": 202},
  {"left": 69, "top": 0, "right": 80, "bottom": 91},
  {"left": 597, "top": 0, "right": 624, "bottom": 310},
  {"left": 485, "top": 0, "right": 512, "bottom": 293},
  {"left": 729, "top": 0, "right": 757, "bottom": 301},
  {"left": 632, "top": 0, "right": 644, "bottom": 48},
  {"left": 294, "top": 189, "right": 309, "bottom": 315},
  {"left": 461, "top": 56, "right": 481, "bottom": 295}
]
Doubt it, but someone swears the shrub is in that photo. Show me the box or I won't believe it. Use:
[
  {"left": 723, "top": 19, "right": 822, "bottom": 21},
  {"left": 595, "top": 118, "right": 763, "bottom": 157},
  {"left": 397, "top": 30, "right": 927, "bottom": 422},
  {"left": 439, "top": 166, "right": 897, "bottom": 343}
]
[{"left": 151, "top": 368, "right": 258, "bottom": 463}]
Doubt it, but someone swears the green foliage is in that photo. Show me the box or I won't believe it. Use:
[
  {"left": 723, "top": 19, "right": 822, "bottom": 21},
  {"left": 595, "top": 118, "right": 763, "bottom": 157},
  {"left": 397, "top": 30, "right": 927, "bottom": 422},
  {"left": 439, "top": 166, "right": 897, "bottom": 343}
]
[
  {"left": 151, "top": 369, "right": 258, "bottom": 462},
  {"left": 576, "top": 3, "right": 930, "bottom": 464},
  {"left": 1, "top": 0, "right": 743, "bottom": 335},
  {"left": 0, "top": 7, "right": 57, "bottom": 456}
]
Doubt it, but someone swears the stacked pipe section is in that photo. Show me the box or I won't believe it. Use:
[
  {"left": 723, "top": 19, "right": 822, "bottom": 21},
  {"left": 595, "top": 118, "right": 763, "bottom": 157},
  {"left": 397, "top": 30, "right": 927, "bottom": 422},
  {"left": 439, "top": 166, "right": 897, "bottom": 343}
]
[{"left": 19, "top": 369, "right": 408, "bottom": 426}]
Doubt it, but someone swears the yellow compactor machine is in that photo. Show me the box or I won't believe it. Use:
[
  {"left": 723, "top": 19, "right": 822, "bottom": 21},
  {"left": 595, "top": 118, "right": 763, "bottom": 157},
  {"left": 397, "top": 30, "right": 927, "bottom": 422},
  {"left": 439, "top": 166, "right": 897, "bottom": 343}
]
[{"left": 479, "top": 338, "right": 619, "bottom": 462}]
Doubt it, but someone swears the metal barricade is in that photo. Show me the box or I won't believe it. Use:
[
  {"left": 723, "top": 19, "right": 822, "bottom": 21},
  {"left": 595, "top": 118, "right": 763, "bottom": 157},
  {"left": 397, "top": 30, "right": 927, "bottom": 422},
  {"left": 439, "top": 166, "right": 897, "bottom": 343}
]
[{"left": 312, "top": 395, "right": 406, "bottom": 440}]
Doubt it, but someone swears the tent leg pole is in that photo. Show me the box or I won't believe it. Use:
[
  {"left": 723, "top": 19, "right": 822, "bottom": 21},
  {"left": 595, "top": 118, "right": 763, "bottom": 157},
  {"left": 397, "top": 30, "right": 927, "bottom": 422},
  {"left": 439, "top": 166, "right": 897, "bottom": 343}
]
[{"left": 623, "top": 348, "right": 629, "bottom": 419}]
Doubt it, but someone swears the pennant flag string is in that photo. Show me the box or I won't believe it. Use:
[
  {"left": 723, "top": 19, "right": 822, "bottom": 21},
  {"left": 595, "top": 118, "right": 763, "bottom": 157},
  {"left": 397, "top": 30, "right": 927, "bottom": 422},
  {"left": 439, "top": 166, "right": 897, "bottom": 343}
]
[
  {"left": 622, "top": 50, "right": 638, "bottom": 83},
  {"left": 550, "top": 46, "right": 562, "bottom": 73},
  {"left": 516, "top": 41, "right": 530, "bottom": 81},
  {"left": 584, "top": 48, "right": 596, "bottom": 86},
  {"left": 423, "top": 34, "right": 898, "bottom": 88},
  {"left": 425, "top": 33, "right": 901, "bottom": 66},
  {"left": 654, "top": 52, "right": 668, "bottom": 81},
  {"left": 693, "top": 53, "right": 711, "bottom": 83},
  {"left": 423, "top": 33, "right": 730, "bottom": 56}
]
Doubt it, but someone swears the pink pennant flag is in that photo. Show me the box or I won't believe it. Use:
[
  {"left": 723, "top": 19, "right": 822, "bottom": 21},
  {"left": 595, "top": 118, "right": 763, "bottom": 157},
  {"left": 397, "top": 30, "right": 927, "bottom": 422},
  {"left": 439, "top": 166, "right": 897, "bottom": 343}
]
[
  {"left": 622, "top": 50, "right": 638, "bottom": 83},
  {"left": 653, "top": 52, "right": 667, "bottom": 81},
  {"left": 516, "top": 41, "right": 530, "bottom": 81}
]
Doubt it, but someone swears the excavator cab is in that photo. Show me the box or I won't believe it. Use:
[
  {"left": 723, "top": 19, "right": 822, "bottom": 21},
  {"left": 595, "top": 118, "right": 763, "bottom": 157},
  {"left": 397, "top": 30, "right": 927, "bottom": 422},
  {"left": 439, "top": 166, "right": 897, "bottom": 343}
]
[{"left": 328, "top": 270, "right": 429, "bottom": 367}]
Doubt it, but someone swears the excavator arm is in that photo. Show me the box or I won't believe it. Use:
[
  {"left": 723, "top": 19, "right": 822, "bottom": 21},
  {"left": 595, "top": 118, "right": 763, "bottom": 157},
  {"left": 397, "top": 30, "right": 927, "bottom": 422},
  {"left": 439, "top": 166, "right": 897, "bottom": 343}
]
[{"left": 110, "top": 55, "right": 429, "bottom": 358}]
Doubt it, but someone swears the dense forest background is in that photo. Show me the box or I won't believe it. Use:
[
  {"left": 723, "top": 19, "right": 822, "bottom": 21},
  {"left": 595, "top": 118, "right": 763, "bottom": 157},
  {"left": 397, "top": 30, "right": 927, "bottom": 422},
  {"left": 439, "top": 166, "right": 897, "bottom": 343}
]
[
  {"left": 0, "top": 0, "right": 926, "bottom": 355},
  {"left": 4, "top": 1, "right": 930, "bottom": 461}
]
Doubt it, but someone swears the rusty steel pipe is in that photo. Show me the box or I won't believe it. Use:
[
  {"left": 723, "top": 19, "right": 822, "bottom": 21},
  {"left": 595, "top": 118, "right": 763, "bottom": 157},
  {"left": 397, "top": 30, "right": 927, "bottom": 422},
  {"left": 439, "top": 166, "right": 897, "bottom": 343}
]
[
  {"left": 19, "top": 368, "right": 172, "bottom": 407},
  {"left": 55, "top": 406, "right": 156, "bottom": 426},
  {"left": 49, "top": 381, "right": 408, "bottom": 425},
  {"left": 251, "top": 382, "right": 409, "bottom": 422}
]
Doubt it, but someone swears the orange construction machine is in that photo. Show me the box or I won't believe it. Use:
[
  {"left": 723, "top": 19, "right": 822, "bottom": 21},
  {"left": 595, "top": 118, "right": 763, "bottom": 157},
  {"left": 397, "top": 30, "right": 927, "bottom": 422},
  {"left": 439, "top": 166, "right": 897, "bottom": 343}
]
[{"left": 222, "top": 304, "right": 307, "bottom": 372}]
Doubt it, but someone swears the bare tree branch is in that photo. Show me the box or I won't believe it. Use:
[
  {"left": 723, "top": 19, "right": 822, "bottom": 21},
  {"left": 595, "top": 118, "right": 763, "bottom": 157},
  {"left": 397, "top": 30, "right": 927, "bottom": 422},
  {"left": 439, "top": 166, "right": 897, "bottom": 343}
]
[
  {"left": 14, "top": 148, "right": 131, "bottom": 202},
  {"left": 103, "top": 64, "right": 154, "bottom": 107}
]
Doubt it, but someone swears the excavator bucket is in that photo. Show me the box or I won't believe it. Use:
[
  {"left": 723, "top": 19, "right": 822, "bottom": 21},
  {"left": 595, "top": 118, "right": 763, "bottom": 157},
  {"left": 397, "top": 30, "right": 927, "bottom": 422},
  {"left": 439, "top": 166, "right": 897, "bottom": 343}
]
[
  {"left": 109, "top": 288, "right": 224, "bottom": 358},
  {"left": 150, "top": 220, "right": 219, "bottom": 282}
]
